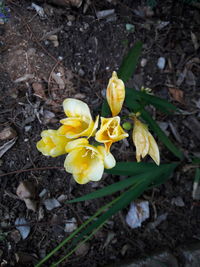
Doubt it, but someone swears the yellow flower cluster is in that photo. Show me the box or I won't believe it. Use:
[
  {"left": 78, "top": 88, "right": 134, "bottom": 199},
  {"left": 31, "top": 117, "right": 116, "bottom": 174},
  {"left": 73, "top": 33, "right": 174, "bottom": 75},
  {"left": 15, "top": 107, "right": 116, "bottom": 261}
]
[{"left": 37, "top": 72, "right": 160, "bottom": 184}]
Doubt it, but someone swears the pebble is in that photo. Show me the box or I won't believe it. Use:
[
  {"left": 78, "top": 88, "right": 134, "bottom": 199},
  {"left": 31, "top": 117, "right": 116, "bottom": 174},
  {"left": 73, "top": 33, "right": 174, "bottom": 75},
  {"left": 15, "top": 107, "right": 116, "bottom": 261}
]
[{"left": 157, "top": 57, "right": 166, "bottom": 70}]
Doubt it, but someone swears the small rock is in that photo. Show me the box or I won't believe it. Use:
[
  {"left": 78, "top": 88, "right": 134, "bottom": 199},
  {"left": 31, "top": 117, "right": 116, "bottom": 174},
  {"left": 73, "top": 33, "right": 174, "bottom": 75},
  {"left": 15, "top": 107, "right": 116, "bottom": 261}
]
[
  {"left": 38, "top": 206, "right": 45, "bottom": 221},
  {"left": 171, "top": 196, "right": 185, "bottom": 207},
  {"left": 39, "top": 189, "right": 48, "bottom": 198},
  {"left": 64, "top": 217, "right": 77, "bottom": 233},
  {"left": 67, "top": 15, "right": 75, "bottom": 21},
  {"left": 48, "top": 35, "right": 59, "bottom": 47},
  {"left": 75, "top": 242, "right": 90, "bottom": 257},
  {"left": 15, "top": 218, "right": 30, "bottom": 240},
  {"left": 43, "top": 198, "right": 61, "bottom": 211},
  {"left": 157, "top": 57, "right": 166, "bottom": 70},
  {"left": 0, "top": 127, "right": 17, "bottom": 140},
  {"left": 140, "top": 58, "right": 147, "bottom": 67},
  {"left": 125, "top": 23, "right": 135, "bottom": 32},
  {"left": 78, "top": 68, "right": 85, "bottom": 77},
  {"left": 74, "top": 93, "right": 86, "bottom": 100},
  {"left": 57, "top": 194, "right": 67, "bottom": 202},
  {"left": 24, "top": 126, "right": 32, "bottom": 132}
]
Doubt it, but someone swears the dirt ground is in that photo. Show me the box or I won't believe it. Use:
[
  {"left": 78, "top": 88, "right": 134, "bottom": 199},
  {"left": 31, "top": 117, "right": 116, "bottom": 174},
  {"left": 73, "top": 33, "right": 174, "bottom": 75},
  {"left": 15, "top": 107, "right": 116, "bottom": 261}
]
[{"left": 0, "top": 0, "right": 200, "bottom": 266}]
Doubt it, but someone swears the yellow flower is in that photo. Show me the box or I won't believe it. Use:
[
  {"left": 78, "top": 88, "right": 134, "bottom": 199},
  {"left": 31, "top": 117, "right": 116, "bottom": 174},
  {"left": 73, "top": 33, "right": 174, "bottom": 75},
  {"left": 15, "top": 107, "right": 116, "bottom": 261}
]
[
  {"left": 58, "top": 98, "right": 99, "bottom": 139},
  {"left": 95, "top": 117, "right": 128, "bottom": 153},
  {"left": 64, "top": 138, "right": 116, "bottom": 184},
  {"left": 106, "top": 71, "right": 125, "bottom": 116},
  {"left": 37, "top": 130, "right": 69, "bottom": 157},
  {"left": 132, "top": 117, "right": 160, "bottom": 165}
]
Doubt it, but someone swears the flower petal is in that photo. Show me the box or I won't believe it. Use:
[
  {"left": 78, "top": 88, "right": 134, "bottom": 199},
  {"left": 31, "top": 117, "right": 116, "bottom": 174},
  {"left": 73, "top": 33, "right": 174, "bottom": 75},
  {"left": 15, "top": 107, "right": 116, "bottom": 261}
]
[
  {"left": 63, "top": 98, "right": 92, "bottom": 119},
  {"left": 106, "top": 71, "right": 125, "bottom": 116},
  {"left": 65, "top": 138, "right": 89, "bottom": 153},
  {"left": 64, "top": 145, "right": 104, "bottom": 184},
  {"left": 97, "top": 146, "right": 116, "bottom": 169},
  {"left": 148, "top": 132, "right": 160, "bottom": 165}
]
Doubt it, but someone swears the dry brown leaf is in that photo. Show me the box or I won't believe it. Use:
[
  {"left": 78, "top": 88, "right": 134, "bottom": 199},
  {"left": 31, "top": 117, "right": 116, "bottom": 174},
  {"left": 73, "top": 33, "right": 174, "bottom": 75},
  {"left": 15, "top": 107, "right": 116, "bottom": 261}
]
[
  {"left": 32, "top": 82, "right": 46, "bottom": 99},
  {"left": 168, "top": 88, "right": 184, "bottom": 104},
  {"left": 0, "top": 127, "right": 17, "bottom": 140},
  {"left": 16, "top": 181, "right": 37, "bottom": 212}
]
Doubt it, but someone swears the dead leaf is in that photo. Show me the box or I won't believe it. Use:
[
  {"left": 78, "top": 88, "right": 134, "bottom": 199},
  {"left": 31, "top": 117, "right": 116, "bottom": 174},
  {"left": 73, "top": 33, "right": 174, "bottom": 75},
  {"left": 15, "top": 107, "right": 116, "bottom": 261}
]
[
  {"left": 16, "top": 181, "right": 37, "bottom": 212},
  {"left": 16, "top": 181, "right": 36, "bottom": 200},
  {"left": 32, "top": 82, "right": 46, "bottom": 99},
  {"left": 0, "top": 127, "right": 17, "bottom": 141},
  {"left": 0, "top": 138, "right": 17, "bottom": 158},
  {"left": 168, "top": 88, "right": 184, "bottom": 104},
  {"left": 191, "top": 32, "right": 199, "bottom": 50},
  {"left": 51, "top": 72, "right": 65, "bottom": 90}
]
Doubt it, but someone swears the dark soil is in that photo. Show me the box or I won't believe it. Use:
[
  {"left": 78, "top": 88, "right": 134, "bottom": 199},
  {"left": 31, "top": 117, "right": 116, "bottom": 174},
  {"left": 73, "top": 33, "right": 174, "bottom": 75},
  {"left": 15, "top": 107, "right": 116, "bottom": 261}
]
[{"left": 0, "top": 0, "right": 200, "bottom": 266}]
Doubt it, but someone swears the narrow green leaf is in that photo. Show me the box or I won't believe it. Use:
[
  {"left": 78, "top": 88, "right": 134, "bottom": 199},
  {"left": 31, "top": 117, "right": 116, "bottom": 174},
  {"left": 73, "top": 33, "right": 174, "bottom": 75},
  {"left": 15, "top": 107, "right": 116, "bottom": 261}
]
[
  {"left": 118, "top": 41, "right": 143, "bottom": 82},
  {"left": 195, "top": 168, "right": 200, "bottom": 182},
  {"left": 63, "top": 180, "right": 151, "bottom": 261},
  {"left": 101, "top": 99, "right": 111, "bottom": 117},
  {"left": 68, "top": 163, "right": 178, "bottom": 203},
  {"left": 106, "top": 161, "right": 162, "bottom": 176},
  {"left": 126, "top": 88, "right": 177, "bottom": 114},
  {"left": 192, "top": 157, "right": 200, "bottom": 164}
]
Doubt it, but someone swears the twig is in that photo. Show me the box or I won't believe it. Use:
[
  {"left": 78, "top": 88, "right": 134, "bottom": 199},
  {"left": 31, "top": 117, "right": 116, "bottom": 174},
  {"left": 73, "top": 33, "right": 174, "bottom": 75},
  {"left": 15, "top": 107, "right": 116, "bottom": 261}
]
[{"left": 0, "top": 166, "right": 64, "bottom": 177}]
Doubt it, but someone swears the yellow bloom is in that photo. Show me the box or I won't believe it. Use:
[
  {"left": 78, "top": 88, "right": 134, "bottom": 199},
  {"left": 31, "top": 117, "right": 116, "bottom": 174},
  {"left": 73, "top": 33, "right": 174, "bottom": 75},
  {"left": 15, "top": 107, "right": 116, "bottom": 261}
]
[
  {"left": 58, "top": 98, "right": 99, "bottom": 139},
  {"left": 64, "top": 138, "right": 116, "bottom": 184},
  {"left": 132, "top": 117, "right": 160, "bottom": 165},
  {"left": 95, "top": 117, "right": 128, "bottom": 153},
  {"left": 37, "top": 130, "right": 69, "bottom": 157},
  {"left": 106, "top": 71, "right": 125, "bottom": 116}
]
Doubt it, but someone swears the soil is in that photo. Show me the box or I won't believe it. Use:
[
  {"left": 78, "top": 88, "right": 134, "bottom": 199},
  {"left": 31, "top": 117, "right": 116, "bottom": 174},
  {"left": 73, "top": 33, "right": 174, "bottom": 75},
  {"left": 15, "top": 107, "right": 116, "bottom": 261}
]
[{"left": 0, "top": 0, "right": 200, "bottom": 266}]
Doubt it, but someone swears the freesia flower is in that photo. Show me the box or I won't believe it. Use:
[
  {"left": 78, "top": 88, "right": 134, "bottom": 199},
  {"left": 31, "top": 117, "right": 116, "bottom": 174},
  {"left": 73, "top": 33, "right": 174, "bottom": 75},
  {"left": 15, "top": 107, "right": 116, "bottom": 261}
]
[
  {"left": 64, "top": 138, "right": 116, "bottom": 184},
  {"left": 132, "top": 117, "right": 160, "bottom": 165},
  {"left": 58, "top": 98, "right": 99, "bottom": 139},
  {"left": 95, "top": 117, "right": 129, "bottom": 153},
  {"left": 106, "top": 71, "right": 125, "bottom": 116},
  {"left": 37, "top": 130, "right": 69, "bottom": 157}
]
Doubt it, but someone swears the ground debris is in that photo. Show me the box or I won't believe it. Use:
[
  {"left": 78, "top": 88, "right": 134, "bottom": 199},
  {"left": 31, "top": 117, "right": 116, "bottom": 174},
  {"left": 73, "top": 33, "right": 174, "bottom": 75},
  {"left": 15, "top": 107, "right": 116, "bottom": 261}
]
[
  {"left": 43, "top": 198, "right": 61, "bottom": 211},
  {"left": 64, "top": 217, "right": 77, "bottom": 232},
  {"left": 0, "top": 127, "right": 17, "bottom": 141},
  {"left": 126, "top": 201, "right": 149, "bottom": 229},
  {"left": 0, "top": 138, "right": 17, "bottom": 158},
  {"left": 15, "top": 218, "right": 31, "bottom": 240}
]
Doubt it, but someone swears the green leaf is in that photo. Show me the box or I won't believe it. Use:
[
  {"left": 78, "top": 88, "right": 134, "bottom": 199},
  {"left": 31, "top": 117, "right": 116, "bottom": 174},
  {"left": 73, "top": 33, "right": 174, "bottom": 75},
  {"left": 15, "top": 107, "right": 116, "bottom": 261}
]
[
  {"left": 101, "top": 99, "right": 111, "bottom": 117},
  {"left": 68, "top": 163, "right": 178, "bottom": 203},
  {"left": 106, "top": 161, "right": 162, "bottom": 176},
  {"left": 126, "top": 88, "right": 177, "bottom": 114},
  {"left": 118, "top": 41, "right": 143, "bottom": 82},
  {"left": 58, "top": 180, "right": 151, "bottom": 266},
  {"left": 194, "top": 168, "right": 200, "bottom": 182}
]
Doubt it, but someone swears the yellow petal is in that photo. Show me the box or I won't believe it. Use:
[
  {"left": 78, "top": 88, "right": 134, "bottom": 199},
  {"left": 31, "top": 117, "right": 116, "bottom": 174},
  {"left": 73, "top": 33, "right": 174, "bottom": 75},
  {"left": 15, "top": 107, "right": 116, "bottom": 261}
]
[
  {"left": 87, "top": 115, "right": 99, "bottom": 139},
  {"left": 106, "top": 71, "right": 125, "bottom": 116},
  {"left": 58, "top": 117, "right": 91, "bottom": 139},
  {"left": 95, "top": 116, "right": 128, "bottom": 152},
  {"left": 148, "top": 132, "right": 160, "bottom": 165},
  {"left": 64, "top": 145, "right": 104, "bottom": 184},
  {"left": 63, "top": 98, "right": 92, "bottom": 119},
  {"left": 37, "top": 129, "right": 68, "bottom": 157},
  {"left": 97, "top": 146, "right": 116, "bottom": 169},
  {"left": 65, "top": 138, "right": 89, "bottom": 153}
]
